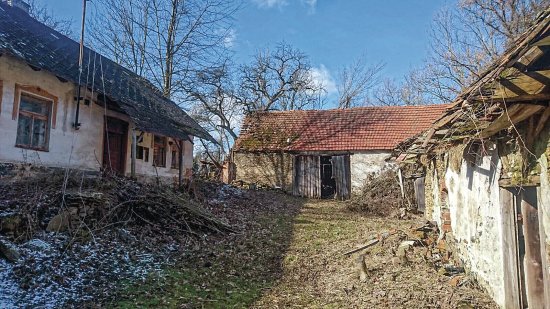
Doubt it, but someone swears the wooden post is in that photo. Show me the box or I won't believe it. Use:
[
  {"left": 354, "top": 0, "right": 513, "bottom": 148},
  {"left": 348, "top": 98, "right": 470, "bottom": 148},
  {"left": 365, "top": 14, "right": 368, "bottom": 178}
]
[
  {"left": 130, "top": 128, "right": 136, "bottom": 178},
  {"left": 500, "top": 188, "right": 522, "bottom": 308},
  {"left": 537, "top": 186, "right": 550, "bottom": 306},
  {"left": 522, "top": 187, "right": 546, "bottom": 308},
  {"left": 178, "top": 140, "right": 184, "bottom": 187}
]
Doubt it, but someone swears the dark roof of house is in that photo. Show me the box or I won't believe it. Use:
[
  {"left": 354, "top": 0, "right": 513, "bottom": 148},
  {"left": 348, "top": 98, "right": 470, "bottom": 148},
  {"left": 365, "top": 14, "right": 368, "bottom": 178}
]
[
  {"left": 0, "top": 3, "right": 215, "bottom": 143},
  {"left": 396, "top": 7, "right": 550, "bottom": 160},
  {"left": 234, "top": 105, "right": 448, "bottom": 152}
]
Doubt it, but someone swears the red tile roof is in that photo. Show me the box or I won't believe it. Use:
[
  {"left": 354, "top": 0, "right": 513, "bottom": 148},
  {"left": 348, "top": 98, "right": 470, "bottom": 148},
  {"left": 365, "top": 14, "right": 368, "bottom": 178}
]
[{"left": 234, "top": 105, "right": 449, "bottom": 152}]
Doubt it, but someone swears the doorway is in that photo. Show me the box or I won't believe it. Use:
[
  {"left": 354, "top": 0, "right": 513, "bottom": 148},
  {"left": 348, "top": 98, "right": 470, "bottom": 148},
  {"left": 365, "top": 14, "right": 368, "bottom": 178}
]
[
  {"left": 103, "top": 117, "right": 128, "bottom": 174},
  {"left": 320, "top": 156, "right": 335, "bottom": 198}
]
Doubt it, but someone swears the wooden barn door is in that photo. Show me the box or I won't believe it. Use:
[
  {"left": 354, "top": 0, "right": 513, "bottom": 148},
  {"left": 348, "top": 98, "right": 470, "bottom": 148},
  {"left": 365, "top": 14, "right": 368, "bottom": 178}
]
[
  {"left": 332, "top": 155, "right": 351, "bottom": 200},
  {"left": 103, "top": 117, "right": 128, "bottom": 174},
  {"left": 501, "top": 186, "right": 549, "bottom": 308},
  {"left": 292, "top": 155, "right": 320, "bottom": 198}
]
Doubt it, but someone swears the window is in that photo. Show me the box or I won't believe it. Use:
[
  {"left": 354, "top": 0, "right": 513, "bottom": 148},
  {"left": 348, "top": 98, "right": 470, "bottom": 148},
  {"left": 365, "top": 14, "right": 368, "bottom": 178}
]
[
  {"left": 136, "top": 145, "right": 150, "bottom": 162},
  {"left": 15, "top": 93, "right": 51, "bottom": 151},
  {"left": 171, "top": 144, "right": 180, "bottom": 169},
  {"left": 153, "top": 135, "right": 166, "bottom": 167}
]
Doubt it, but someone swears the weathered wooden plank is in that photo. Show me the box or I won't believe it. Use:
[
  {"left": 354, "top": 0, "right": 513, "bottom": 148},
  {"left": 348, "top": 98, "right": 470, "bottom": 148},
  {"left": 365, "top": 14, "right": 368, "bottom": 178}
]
[
  {"left": 422, "top": 128, "right": 436, "bottom": 148},
  {"left": 534, "top": 107, "right": 550, "bottom": 136},
  {"left": 537, "top": 187, "right": 550, "bottom": 306},
  {"left": 499, "top": 188, "right": 522, "bottom": 308},
  {"left": 414, "top": 177, "right": 425, "bottom": 213},
  {"left": 522, "top": 188, "right": 546, "bottom": 309},
  {"left": 479, "top": 104, "right": 546, "bottom": 138}
]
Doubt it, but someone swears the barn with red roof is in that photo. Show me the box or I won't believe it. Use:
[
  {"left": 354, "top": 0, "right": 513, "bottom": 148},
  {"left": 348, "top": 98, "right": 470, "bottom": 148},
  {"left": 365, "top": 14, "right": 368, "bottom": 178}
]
[{"left": 232, "top": 105, "right": 447, "bottom": 199}]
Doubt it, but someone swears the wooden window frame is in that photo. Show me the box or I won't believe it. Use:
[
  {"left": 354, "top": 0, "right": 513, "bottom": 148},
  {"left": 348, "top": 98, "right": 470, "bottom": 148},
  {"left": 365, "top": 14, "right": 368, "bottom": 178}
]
[
  {"left": 152, "top": 135, "right": 167, "bottom": 168},
  {"left": 136, "top": 145, "right": 144, "bottom": 160},
  {"left": 12, "top": 84, "right": 58, "bottom": 129},
  {"left": 136, "top": 146, "right": 150, "bottom": 162},
  {"left": 15, "top": 92, "right": 53, "bottom": 151},
  {"left": 171, "top": 143, "right": 180, "bottom": 170}
]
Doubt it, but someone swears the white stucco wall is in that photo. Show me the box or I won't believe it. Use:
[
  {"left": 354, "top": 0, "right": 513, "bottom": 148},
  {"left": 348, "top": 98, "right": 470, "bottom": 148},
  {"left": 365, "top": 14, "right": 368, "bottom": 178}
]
[
  {"left": 350, "top": 151, "right": 393, "bottom": 192},
  {"left": 0, "top": 55, "right": 193, "bottom": 179},
  {"left": 445, "top": 143, "right": 504, "bottom": 306}
]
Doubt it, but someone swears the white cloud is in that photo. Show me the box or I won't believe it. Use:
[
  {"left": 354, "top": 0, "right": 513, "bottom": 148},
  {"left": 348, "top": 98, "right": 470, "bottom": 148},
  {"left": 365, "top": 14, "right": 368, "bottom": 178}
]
[
  {"left": 301, "top": 0, "right": 317, "bottom": 13},
  {"left": 223, "top": 29, "right": 237, "bottom": 48},
  {"left": 252, "top": 0, "right": 288, "bottom": 9},
  {"left": 311, "top": 64, "right": 337, "bottom": 95}
]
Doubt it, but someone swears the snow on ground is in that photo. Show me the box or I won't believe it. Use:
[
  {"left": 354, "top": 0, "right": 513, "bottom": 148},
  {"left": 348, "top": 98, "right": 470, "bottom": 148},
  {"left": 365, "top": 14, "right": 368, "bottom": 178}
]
[{"left": 0, "top": 231, "right": 168, "bottom": 308}]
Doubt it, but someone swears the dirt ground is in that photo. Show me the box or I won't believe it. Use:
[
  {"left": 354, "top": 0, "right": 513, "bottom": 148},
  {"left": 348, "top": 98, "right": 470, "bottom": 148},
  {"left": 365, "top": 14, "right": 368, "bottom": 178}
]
[
  {"left": 252, "top": 199, "right": 497, "bottom": 308},
  {"left": 114, "top": 191, "right": 497, "bottom": 309}
]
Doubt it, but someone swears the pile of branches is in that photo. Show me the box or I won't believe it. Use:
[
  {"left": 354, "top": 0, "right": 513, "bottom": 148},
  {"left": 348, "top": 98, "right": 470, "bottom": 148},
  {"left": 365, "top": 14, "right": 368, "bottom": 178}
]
[
  {"left": 347, "top": 169, "right": 415, "bottom": 217},
  {"left": 0, "top": 169, "right": 233, "bottom": 242}
]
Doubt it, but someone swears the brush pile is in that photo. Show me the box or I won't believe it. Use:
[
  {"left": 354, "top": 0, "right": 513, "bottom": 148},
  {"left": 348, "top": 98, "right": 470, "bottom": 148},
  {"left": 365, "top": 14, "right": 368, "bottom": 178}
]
[
  {"left": 0, "top": 168, "right": 232, "bottom": 243},
  {"left": 347, "top": 168, "right": 415, "bottom": 216}
]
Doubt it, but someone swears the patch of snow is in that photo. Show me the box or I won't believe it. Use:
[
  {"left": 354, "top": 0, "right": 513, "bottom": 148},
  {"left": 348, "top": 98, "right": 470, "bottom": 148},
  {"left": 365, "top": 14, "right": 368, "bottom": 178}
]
[{"left": 0, "top": 230, "right": 168, "bottom": 308}]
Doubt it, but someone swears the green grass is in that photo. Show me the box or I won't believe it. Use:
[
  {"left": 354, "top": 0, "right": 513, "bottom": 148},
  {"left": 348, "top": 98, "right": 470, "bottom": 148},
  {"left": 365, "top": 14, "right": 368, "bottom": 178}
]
[{"left": 111, "top": 210, "right": 298, "bottom": 309}]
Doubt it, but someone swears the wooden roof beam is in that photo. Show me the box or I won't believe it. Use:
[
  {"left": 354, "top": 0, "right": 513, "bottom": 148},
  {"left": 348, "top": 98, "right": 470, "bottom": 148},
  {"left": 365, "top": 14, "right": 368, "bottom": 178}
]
[{"left": 478, "top": 103, "right": 546, "bottom": 138}]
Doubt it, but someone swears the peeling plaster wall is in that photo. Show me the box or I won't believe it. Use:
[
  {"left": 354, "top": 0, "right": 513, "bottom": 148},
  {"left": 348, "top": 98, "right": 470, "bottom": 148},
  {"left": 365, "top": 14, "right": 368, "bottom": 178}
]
[
  {"left": 445, "top": 143, "right": 504, "bottom": 306},
  {"left": 0, "top": 56, "right": 193, "bottom": 180},
  {"left": 350, "top": 151, "right": 392, "bottom": 192},
  {"left": 233, "top": 151, "right": 293, "bottom": 191},
  {"left": 426, "top": 143, "right": 505, "bottom": 306}
]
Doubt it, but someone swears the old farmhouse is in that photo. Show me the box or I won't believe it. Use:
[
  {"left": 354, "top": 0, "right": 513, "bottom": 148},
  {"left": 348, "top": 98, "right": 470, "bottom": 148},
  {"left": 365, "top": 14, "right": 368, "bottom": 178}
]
[
  {"left": 232, "top": 105, "right": 447, "bottom": 199},
  {"left": 396, "top": 9, "right": 550, "bottom": 308},
  {"left": 0, "top": 2, "right": 214, "bottom": 181}
]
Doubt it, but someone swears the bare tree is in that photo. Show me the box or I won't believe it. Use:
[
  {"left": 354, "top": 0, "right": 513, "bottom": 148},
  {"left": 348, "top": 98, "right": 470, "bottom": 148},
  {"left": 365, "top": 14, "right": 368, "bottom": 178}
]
[
  {"left": 89, "top": 0, "right": 239, "bottom": 100},
  {"left": 187, "top": 62, "right": 241, "bottom": 166},
  {"left": 336, "top": 55, "right": 384, "bottom": 108},
  {"left": 27, "top": 0, "right": 74, "bottom": 37},
  {"left": 415, "top": 0, "right": 549, "bottom": 103},
  {"left": 237, "top": 43, "right": 325, "bottom": 112},
  {"left": 372, "top": 75, "right": 431, "bottom": 106}
]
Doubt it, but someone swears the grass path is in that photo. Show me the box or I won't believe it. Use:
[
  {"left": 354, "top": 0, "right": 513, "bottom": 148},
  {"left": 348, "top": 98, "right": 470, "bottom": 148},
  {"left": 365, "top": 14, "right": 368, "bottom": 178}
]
[{"left": 112, "top": 192, "right": 496, "bottom": 308}]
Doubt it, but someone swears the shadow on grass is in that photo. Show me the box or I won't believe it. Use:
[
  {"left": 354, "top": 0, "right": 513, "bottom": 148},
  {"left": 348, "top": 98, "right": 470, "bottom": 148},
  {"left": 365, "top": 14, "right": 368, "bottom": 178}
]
[{"left": 110, "top": 192, "right": 306, "bottom": 309}]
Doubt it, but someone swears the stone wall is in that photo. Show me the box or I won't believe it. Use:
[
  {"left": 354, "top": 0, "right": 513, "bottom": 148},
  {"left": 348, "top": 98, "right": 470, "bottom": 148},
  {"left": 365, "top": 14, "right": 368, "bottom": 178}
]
[{"left": 233, "top": 151, "right": 294, "bottom": 192}]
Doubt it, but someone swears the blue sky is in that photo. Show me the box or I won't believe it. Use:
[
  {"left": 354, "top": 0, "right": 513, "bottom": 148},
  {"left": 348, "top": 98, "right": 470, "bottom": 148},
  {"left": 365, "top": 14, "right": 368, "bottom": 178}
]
[{"left": 38, "top": 0, "right": 448, "bottom": 98}]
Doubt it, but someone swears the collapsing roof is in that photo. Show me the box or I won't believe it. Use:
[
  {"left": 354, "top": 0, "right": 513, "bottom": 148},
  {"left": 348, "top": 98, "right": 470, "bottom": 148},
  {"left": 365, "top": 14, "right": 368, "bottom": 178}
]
[
  {"left": 397, "top": 8, "right": 550, "bottom": 159},
  {"left": 0, "top": 3, "right": 215, "bottom": 143},
  {"left": 234, "top": 105, "right": 448, "bottom": 152}
]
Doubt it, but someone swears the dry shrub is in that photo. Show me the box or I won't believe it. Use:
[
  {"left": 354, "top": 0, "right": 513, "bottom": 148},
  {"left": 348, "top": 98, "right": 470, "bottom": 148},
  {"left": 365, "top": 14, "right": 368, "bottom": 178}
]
[
  {"left": 0, "top": 167, "right": 232, "bottom": 242},
  {"left": 347, "top": 169, "right": 416, "bottom": 216}
]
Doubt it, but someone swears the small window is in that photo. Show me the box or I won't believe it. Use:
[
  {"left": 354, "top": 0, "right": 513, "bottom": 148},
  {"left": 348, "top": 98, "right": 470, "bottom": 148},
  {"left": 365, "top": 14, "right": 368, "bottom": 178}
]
[
  {"left": 171, "top": 144, "right": 180, "bottom": 169},
  {"left": 15, "top": 93, "right": 51, "bottom": 151},
  {"left": 136, "top": 146, "right": 150, "bottom": 162},
  {"left": 153, "top": 135, "right": 166, "bottom": 167}
]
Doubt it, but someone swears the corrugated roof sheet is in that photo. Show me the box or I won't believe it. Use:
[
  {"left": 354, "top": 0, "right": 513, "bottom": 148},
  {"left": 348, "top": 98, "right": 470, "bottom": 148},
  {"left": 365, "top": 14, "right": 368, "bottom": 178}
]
[
  {"left": 234, "top": 105, "right": 448, "bottom": 152},
  {"left": 0, "top": 3, "right": 215, "bottom": 142}
]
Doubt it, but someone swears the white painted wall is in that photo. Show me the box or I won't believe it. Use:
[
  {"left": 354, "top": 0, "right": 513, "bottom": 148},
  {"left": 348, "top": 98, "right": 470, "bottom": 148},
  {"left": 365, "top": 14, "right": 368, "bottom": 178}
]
[
  {"left": 350, "top": 151, "right": 393, "bottom": 192},
  {"left": 0, "top": 55, "right": 194, "bottom": 180},
  {"left": 443, "top": 143, "right": 505, "bottom": 306}
]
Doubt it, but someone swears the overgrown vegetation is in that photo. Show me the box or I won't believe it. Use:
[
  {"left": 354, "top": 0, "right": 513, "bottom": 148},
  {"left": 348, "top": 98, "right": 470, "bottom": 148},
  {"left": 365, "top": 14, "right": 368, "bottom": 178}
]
[
  {"left": 0, "top": 167, "right": 231, "bottom": 243},
  {"left": 347, "top": 169, "right": 416, "bottom": 216}
]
